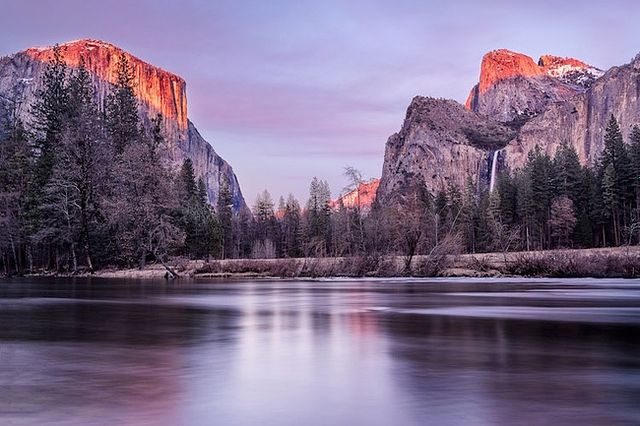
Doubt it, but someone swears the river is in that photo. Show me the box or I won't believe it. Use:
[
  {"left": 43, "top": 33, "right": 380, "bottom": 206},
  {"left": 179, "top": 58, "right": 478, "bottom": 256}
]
[{"left": 0, "top": 277, "right": 639, "bottom": 425}]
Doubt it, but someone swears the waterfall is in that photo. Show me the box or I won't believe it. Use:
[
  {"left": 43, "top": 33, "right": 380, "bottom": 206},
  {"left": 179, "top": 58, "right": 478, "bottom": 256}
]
[{"left": 489, "top": 150, "right": 500, "bottom": 192}]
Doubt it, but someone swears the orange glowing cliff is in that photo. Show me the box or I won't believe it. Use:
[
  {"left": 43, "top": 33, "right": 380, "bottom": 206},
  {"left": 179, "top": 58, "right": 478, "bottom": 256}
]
[
  {"left": 465, "top": 49, "right": 601, "bottom": 110},
  {"left": 331, "top": 179, "right": 380, "bottom": 210},
  {"left": 25, "top": 39, "right": 188, "bottom": 130}
]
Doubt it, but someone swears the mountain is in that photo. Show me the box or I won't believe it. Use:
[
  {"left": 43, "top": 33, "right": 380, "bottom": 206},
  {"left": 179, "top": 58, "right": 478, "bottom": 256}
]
[
  {"left": 465, "top": 49, "right": 603, "bottom": 122},
  {"left": 377, "top": 97, "right": 513, "bottom": 200},
  {"left": 330, "top": 178, "right": 380, "bottom": 211},
  {"left": 0, "top": 39, "right": 246, "bottom": 211},
  {"left": 377, "top": 49, "right": 640, "bottom": 203}
]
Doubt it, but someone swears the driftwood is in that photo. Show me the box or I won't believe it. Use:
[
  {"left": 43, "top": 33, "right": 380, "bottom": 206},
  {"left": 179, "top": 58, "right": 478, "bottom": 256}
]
[{"left": 152, "top": 250, "right": 179, "bottom": 279}]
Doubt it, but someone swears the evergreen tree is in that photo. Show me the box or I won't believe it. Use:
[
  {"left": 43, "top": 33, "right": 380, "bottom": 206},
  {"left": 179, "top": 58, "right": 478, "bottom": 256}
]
[
  {"left": 281, "top": 194, "right": 302, "bottom": 258},
  {"left": 553, "top": 142, "right": 583, "bottom": 201},
  {"left": 526, "top": 146, "right": 553, "bottom": 249},
  {"left": 106, "top": 52, "right": 139, "bottom": 154},
  {"left": 628, "top": 125, "right": 640, "bottom": 242},
  {"left": 252, "top": 190, "right": 279, "bottom": 258},
  {"left": 30, "top": 44, "right": 69, "bottom": 185},
  {"left": 178, "top": 158, "right": 198, "bottom": 203},
  {"left": 0, "top": 117, "right": 32, "bottom": 274},
  {"left": 26, "top": 44, "right": 70, "bottom": 267},
  {"left": 197, "top": 178, "right": 208, "bottom": 205},
  {"left": 60, "top": 58, "right": 108, "bottom": 271},
  {"left": 599, "top": 116, "right": 632, "bottom": 245},
  {"left": 304, "top": 177, "right": 332, "bottom": 256},
  {"left": 217, "top": 179, "right": 234, "bottom": 259}
]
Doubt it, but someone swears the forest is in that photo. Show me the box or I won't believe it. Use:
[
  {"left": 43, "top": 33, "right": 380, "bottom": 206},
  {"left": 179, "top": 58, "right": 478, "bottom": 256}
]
[{"left": 2, "top": 48, "right": 640, "bottom": 276}]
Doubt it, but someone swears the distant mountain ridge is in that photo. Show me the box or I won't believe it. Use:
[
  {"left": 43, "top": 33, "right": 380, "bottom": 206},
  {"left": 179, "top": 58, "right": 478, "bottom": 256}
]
[
  {"left": 330, "top": 179, "right": 380, "bottom": 211},
  {"left": 0, "top": 39, "right": 246, "bottom": 211}
]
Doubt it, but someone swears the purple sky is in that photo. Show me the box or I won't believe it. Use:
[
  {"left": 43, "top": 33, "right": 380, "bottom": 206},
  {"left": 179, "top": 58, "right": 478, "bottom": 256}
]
[{"left": 2, "top": 0, "right": 640, "bottom": 204}]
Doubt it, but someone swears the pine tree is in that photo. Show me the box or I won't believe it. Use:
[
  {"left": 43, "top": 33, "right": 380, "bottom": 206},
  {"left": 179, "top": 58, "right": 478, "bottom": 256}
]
[
  {"left": 30, "top": 44, "right": 69, "bottom": 184},
  {"left": 281, "top": 194, "right": 302, "bottom": 257},
  {"left": 178, "top": 158, "right": 198, "bottom": 203},
  {"left": 26, "top": 45, "right": 71, "bottom": 266},
  {"left": 628, "top": 125, "right": 640, "bottom": 242},
  {"left": 526, "top": 146, "right": 553, "bottom": 249},
  {"left": 0, "top": 117, "right": 32, "bottom": 274},
  {"left": 60, "top": 57, "right": 108, "bottom": 271},
  {"left": 106, "top": 52, "right": 139, "bottom": 155},
  {"left": 553, "top": 142, "right": 583, "bottom": 201},
  {"left": 602, "top": 163, "right": 619, "bottom": 245},
  {"left": 197, "top": 178, "right": 208, "bottom": 205},
  {"left": 251, "top": 190, "right": 279, "bottom": 258},
  {"left": 304, "top": 177, "right": 332, "bottom": 256},
  {"left": 217, "top": 179, "right": 234, "bottom": 259},
  {"left": 599, "top": 116, "right": 632, "bottom": 245}
]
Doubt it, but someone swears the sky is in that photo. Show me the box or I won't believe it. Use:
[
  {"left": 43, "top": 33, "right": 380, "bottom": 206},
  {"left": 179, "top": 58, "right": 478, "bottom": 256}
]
[{"left": 2, "top": 0, "right": 640, "bottom": 204}]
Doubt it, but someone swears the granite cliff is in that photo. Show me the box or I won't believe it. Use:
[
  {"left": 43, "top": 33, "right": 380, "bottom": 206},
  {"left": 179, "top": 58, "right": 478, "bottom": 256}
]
[
  {"left": 378, "top": 49, "right": 640, "bottom": 203},
  {"left": 330, "top": 179, "right": 380, "bottom": 211},
  {"left": 465, "top": 49, "right": 603, "bottom": 122},
  {"left": 0, "top": 39, "right": 246, "bottom": 211}
]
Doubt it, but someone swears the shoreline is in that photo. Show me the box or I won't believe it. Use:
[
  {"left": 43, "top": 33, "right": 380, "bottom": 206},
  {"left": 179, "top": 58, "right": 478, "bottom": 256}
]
[{"left": 6, "top": 247, "right": 640, "bottom": 280}]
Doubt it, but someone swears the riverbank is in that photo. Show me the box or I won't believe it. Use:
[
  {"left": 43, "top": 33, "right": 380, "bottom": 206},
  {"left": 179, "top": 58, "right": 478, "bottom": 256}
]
[{"left": 25, "top": 246, "right": 638, "bottom": 279}]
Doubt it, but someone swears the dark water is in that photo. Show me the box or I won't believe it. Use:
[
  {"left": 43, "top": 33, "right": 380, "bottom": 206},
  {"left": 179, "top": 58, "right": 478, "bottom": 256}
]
[{"left": 1, "top": 277, "right": 639, "bottom": 426}]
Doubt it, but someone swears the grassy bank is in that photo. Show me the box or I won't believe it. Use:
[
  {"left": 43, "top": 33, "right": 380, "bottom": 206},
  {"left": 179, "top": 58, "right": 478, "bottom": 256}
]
[
  {"left": 11, "top": 247, "right": 640, "bottom": 280},
  {"left": 182, "top": 246, "right": 640, "bottom": 279}
]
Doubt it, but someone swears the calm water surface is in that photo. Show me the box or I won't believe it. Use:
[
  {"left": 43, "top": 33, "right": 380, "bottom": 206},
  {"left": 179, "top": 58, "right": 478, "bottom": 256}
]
[{"left": 0, "top": 277, "right": 639, "bottom": 425}]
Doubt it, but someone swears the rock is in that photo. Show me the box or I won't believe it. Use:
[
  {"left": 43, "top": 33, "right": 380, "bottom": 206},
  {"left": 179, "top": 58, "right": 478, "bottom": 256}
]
[
  {"left": 330, "top": 178, "right": 380, "bottom": 211},
  {"left": 0, "top": 39, "right": 246, "bottom": 211},
  {"left": 465, "top": 49, "right": 603, "bottom": 122},
  {"left": 378, "top": 49, "right": 639, "bottom": 204},
  {"left": 377, "top": 96, "right": 514, "bottom": 202}
]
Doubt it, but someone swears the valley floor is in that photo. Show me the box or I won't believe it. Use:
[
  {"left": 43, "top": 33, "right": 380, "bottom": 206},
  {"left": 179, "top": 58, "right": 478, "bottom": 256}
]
[{"left": 44, "top": 246, "right": 640, "bottom": 280}]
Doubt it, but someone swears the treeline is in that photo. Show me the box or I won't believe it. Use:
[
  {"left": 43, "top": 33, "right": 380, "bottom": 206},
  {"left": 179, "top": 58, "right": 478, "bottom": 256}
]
[
  {"left": 2, "top": 47, "right": 640, "bottom": 276},
  {"left": 236, "top": 116, "right": 640, "bottom": 272}
]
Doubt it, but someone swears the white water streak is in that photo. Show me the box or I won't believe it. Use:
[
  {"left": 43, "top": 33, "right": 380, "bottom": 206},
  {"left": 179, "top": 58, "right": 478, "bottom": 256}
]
[{"left": 489, "top": 150, "right": 500, "bottom": 192}]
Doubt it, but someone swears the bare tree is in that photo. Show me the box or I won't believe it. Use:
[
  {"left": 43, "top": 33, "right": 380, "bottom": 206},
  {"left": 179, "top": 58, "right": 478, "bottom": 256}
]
[{"left": 549, "top": 196, "right": 577, "bottom": 248}]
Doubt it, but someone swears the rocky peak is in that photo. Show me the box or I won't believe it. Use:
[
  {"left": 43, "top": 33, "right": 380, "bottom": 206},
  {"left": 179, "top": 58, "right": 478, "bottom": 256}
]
[
  {"left": 475, "top": 49, "right": 543, "bottom": 95},
  {"left": 465, "top": 49, "right": 601, "bottom": 122},
  {"left": 538, "top": 54, "right": 589, "bottom": 69},
  {"left": 538, "top": 54, "right": 603, "bottom": 87},
  {"left": 24, "top": 39, "right": 188, "bottom": 130}
]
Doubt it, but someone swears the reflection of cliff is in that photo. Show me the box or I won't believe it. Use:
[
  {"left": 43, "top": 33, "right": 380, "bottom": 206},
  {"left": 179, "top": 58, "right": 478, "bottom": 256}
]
[{"left": 381, "top": 312, "right": 639, "bottom": 424}]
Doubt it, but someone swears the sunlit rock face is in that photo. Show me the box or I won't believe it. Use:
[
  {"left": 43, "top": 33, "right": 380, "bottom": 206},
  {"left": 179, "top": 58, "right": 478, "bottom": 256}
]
[
  {"left": 0, "top": 39, "right": 246, "bottom": 211},
  {"left": 26, "top": 39, "right": 188, "bottom": 131},
  {"left": 331, "top": 179, "right": 380, "bottom": 212},
  {"left": 378, "top": 50, "right": 640, "bottom": 203},
  {"left": 465, "top": 49, "right": 603, "bottom": 122}
]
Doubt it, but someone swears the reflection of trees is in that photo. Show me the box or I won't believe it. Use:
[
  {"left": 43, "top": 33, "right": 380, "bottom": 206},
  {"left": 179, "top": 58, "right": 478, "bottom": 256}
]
[
  {"left": 380, "top": 313, "right": 640, "bottom": 424},
  {"left": 0, "top": 289, "right": 243, "bottom": 425},
  {"left": 0, "top": 299, "right": 238, "bottom": 345}
]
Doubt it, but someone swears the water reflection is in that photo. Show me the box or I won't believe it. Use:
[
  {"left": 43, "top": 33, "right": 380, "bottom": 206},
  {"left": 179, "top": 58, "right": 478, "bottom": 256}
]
[{"left": 0, "top": 277, "right": 639, "bottom": 425}]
